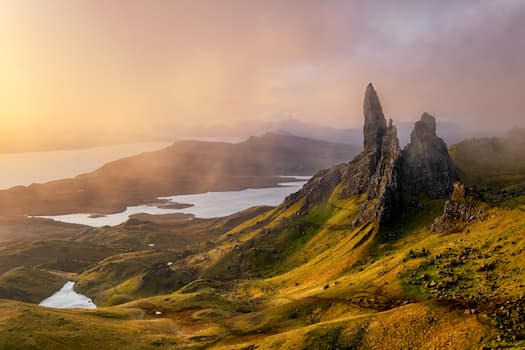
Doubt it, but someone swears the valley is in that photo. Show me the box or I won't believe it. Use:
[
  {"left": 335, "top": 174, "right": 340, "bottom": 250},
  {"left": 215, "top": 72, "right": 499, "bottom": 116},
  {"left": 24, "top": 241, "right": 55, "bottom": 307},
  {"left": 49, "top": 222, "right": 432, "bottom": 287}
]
[
  {"left": 3, "top": 1, "right": 525, "bottom": 348},
  {"left": 0, "top": 85, "right": 523, "bottom": 349}
]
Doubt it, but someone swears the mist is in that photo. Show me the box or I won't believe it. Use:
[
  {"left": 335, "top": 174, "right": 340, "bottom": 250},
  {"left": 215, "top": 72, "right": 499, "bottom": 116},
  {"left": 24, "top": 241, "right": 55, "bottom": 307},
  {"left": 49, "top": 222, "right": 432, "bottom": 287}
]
[{"left": 1, "top": 0, "right": 524, "bottom": 152}]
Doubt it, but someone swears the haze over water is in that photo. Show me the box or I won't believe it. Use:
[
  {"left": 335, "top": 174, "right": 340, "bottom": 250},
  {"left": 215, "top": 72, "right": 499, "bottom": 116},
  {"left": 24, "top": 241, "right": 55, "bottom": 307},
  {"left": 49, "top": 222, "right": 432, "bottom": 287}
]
[
  {"left": 0, "top": 137, "right": 244, "bottom": 190},
  {"left": 0, "top": 142, "right": 170, "bottom": 190}
]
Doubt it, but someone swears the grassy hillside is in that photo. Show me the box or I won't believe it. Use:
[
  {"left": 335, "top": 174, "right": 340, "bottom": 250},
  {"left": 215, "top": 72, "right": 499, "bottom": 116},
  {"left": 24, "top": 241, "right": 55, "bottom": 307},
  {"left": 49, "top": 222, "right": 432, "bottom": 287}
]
[
  {"left": 0, "top": 170, "right": 523, "bottom": 348},
  {"left": 0, "top": 240, "right": 116, "bottom": 275},
  {"left": 450, "top": 128, "right": 525, "bottom": 188},
  {"left": 0, "top": 216, "right": 87, "bottom": 242},
  {"left": 0, "top": 267, "right": 68, "bottom": 304},
  {"left": 0, "top": 207, "right": 273, "bottom": 307}
]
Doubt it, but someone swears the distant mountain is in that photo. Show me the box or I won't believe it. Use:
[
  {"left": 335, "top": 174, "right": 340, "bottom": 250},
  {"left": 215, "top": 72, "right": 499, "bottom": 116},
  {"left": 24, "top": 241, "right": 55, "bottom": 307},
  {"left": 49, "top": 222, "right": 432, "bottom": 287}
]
[
  {"left": 192, "top": 117, "right": 469, "bottom": 148},
  {"left": 0, "top": 133, "right": 359, "bottom": 216},
  {"left": 0, "top": 116, "right": 473, "bottom": 154},
  {"left": 261, "top": 119, "right": 363, "bottom": 145},
  {"left": 450, "top": 127, "right": 525, "bottom": 188},
  {"left": 270, "top": 118, "right": 468, "bottom": 147}
]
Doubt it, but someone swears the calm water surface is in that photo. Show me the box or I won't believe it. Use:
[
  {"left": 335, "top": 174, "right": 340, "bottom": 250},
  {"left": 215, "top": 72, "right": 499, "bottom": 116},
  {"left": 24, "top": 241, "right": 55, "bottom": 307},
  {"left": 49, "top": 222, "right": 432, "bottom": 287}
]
[
  {"left": 39, "top": 281, "right": 96, "bottom": 309},
  {"left": 40, "top": 177, "right": 310, "bottom": 227}
]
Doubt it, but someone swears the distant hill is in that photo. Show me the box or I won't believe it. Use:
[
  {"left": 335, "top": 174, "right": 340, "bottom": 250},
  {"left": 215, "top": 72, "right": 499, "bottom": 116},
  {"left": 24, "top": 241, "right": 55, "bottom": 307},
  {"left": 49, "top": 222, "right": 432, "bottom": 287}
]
[
  {"left": 0, "top": 117, "right": 472, "bottom": 154},
  {"left": 450, "top": 127, "right": 525, "bottom": 188},
  {"left": 190, "top": 117, "right": 469, "bottom": 147},
  {"left": 0, "top": 133, "right": 359, "bottom": 216}
]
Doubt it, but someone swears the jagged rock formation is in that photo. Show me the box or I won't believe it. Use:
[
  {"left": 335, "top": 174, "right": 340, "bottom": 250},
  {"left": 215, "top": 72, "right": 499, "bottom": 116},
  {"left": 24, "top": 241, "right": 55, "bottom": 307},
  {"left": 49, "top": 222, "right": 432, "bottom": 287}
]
[
  {"left": 431, "top": 182, "right": 487, "bottom": 233},
  {"left": 354, "top": 117, "right": 401, "bottom": 225},
  {"left": 363, "top": 83, "right": 388, "bottom": 152},
  {"left": 402, "top": 113, "right": 459, "bottom": 199},
  {"left": 286, "top": 83, "right": 402, "bottom": 226},
  {"left": 285, "top": 83, "right": 459, "bottom": 230}
]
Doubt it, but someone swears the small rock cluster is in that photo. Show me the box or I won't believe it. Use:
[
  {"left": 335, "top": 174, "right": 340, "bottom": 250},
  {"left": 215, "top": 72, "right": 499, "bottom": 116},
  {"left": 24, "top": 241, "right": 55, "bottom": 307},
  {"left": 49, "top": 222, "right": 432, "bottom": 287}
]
[
  {"left": 405, "top": 244, "right": 524, "bottom": 345},
  {"left": 431, "top": 182, "right": 487, "bottom": 233},
  {"left": 406, "top": 247, "right": 430, "bottom": 260},
  {"left": 407, "top": 245, "right": 499, "bottom": 296},
  {"left": 488, "top": 297, "right": 525, "bottom": 342}
]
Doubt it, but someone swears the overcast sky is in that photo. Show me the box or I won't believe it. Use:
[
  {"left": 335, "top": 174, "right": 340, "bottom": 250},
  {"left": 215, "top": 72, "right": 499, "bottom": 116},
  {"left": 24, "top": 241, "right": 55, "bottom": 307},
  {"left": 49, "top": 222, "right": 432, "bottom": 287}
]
[{"left": 1, "top": 0, "right": 524, "bottom": 147}]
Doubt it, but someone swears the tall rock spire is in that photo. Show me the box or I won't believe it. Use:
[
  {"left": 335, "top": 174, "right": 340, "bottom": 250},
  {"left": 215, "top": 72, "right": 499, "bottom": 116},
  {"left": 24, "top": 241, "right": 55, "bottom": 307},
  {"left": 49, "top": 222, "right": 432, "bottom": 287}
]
[
  {"left": 285, "top": 83, "right": 401, "bottom": 226},
  {"left": 363, "top": 83, "right": 387, "bottom": 152},
  {"left": 285, "top": 84, "right": 457, "bottom": 232}
]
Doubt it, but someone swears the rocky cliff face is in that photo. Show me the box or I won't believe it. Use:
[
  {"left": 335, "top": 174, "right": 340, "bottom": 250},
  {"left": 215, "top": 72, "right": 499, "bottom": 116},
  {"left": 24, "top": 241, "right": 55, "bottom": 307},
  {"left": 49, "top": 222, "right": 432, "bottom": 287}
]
[
  {"left": 355, "top": 120, "right": 401, "bottom": 224},
  {"left": 285, "top": 83, "right": 402, "bottom": 226},
  {"left": 285, "top": 83, "right": 458, "bottom": 230},
  {"left": 402, "top": 113, "right": 459, "bottom": 199}
]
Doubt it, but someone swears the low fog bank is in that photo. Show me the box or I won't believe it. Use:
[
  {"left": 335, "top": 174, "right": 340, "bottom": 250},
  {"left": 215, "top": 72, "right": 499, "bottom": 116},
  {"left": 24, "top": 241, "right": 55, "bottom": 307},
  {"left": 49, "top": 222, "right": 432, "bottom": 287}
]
[{"left": 2, "top": 116, "right": 519, "bottom": 154}]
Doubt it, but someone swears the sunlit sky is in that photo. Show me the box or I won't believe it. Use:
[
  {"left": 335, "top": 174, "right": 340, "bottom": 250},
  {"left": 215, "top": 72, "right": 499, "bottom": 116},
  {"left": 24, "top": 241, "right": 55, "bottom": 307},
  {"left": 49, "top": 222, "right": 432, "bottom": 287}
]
[{"left": 1, "top": 0, "right": 524, "bottom": 150}]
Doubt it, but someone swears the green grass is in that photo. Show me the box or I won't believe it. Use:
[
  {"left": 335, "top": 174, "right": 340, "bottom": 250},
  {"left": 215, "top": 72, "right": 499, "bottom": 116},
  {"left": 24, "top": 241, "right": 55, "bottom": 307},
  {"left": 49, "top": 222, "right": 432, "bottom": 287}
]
[
  {"left": 1, "top": 187, "right": 524, "bottom": 348},
  {"left": 0, "top": 240, "right": 116, "bottom": 275},
  {"left": 75, "top": 250, "right": 176, "bottom": 305},
  {"left": 0, "top": 267, "right": 68, "bottom": 304}
]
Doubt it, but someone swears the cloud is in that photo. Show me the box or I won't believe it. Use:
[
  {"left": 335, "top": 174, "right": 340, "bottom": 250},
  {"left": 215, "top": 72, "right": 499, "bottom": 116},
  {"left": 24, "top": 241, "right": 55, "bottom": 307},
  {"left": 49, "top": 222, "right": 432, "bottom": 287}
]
[{"left": 1, "top": 0, "right": 524, "bottom": 147}]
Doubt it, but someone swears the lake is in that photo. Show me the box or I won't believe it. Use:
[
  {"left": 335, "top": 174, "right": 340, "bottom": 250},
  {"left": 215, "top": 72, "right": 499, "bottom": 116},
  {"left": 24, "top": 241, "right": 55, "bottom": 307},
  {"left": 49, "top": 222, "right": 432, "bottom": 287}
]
[
  {"left": 40, "top": 177, "right": 310, "bottom": 227},
  {"left": 39, "top": 281, "right": 96, "bottom": 309}
]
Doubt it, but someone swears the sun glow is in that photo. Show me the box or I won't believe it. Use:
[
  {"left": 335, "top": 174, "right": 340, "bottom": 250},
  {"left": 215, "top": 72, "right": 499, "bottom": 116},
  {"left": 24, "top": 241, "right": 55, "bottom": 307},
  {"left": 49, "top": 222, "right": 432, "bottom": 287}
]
[{"left": 0, "top": 1, "right": 524, "bottom": 153}]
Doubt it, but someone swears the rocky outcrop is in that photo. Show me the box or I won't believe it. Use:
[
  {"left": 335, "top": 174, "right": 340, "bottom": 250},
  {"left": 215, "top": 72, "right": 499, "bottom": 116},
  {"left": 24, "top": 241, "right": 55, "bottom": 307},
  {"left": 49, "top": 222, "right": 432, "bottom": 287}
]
[
  {"left": 431, "top": 182, "right": 486, "bottom": 233},
  {"left": 354, "top": 119, "right": 401, "bottom": 225},
  {"left": 285, "top": 83, "right": 402, "bottom": 226},
  {"left": 285, "top": 83, "right": 459, "bottom": 230},
  {"left": 402, "top": 113, "right": 459, "bottom": 199}
]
